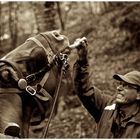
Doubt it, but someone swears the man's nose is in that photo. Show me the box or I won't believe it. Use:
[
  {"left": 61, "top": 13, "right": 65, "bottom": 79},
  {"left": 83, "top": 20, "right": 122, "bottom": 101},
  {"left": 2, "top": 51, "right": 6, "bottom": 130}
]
[{"left": 117, "top": 85, "right": 123, "bottom": 91}]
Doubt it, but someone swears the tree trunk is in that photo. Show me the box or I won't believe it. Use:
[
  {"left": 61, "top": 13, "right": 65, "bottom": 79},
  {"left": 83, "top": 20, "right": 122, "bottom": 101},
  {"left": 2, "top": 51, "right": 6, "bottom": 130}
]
[
  {"left": 32, "top": 2, "right": 42, "bottom": 33},
  {"left": 56, "top": 2, "right": 65, "bottom": 31},
  {"left": 0, "top": 2, "right": 2, "bottom": 48},
  {"left": 44, "top": 2, "right": 58, "bottom": 31},
  {"left": 90, "top": 2, "right": 111, "bottom": 15},
  {"left": 33, "top": 2, "right": 58, "bottom": 32},
  {"left": 8, "top": 2, "right": 19, "bottom": 48}
]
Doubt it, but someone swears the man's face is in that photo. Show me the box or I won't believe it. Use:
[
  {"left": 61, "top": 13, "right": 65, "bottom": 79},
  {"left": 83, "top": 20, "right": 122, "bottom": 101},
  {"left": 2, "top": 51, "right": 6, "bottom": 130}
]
[{"left": 116, "top": 81, "right": 139, "bottom": 105}]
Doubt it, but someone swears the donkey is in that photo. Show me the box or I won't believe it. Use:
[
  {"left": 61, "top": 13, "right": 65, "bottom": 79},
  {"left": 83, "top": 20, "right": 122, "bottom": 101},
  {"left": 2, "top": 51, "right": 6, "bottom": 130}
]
[{"left": 0, "top": 31, "right": 72, "bottom": 138}]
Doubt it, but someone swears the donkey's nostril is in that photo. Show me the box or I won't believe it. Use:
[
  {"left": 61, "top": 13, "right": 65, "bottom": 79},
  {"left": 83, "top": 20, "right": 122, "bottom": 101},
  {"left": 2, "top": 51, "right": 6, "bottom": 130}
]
[
  {"left": 52, "top": 31, "right": 64, "bottom": 41},
  {"left": 4, "top": 123, "right": 20, "bottom": 137}
]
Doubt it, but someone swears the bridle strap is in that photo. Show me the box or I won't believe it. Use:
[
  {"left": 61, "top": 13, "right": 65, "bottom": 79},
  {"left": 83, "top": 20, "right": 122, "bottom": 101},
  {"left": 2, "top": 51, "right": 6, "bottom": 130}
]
[{"left": 34, "top": 71, "right": 52, "bottom": 101}]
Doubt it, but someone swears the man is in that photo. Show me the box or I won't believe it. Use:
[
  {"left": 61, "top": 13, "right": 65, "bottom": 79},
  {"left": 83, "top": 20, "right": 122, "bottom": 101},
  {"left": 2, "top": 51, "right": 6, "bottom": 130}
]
[{"left": 73, "top": 39, "right": 140, "bottom": 138}]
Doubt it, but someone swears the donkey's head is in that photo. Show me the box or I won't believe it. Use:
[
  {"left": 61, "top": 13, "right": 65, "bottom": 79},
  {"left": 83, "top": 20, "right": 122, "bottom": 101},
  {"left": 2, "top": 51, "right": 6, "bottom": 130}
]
[{"left": 0, "top": 31, "right": 71, "bottom": 138}]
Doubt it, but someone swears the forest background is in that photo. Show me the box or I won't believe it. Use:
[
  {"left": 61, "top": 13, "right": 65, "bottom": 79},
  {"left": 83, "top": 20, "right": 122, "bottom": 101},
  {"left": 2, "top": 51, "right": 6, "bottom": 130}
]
[{"left": 0, "top": 1, "right": 140, "bottom": 138}]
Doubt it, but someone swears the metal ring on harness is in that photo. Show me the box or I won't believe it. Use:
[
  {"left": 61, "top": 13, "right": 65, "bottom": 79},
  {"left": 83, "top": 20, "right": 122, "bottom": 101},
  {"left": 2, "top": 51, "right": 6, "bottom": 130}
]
[{"left": 26, "top": 86, "right": 36, "bottom": 96}]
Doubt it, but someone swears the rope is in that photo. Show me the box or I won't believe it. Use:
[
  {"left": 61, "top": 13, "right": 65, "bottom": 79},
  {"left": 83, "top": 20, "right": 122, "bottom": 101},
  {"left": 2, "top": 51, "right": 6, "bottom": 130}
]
[{"left": 41, "top": 64, "right": 65, "bottom": 138}]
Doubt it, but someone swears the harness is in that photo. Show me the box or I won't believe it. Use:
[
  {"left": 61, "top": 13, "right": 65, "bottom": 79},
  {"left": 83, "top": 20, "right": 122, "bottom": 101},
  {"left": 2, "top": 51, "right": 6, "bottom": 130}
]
[{"left": 0, "top": 33, "right": 69, "bottom": 138}]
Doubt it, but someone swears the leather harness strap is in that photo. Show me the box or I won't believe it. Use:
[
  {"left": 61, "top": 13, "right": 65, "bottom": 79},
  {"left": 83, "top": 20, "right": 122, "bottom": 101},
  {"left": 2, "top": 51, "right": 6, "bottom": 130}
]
[{"left": 34, "top": 71, "right": 52, "bottom": 101}]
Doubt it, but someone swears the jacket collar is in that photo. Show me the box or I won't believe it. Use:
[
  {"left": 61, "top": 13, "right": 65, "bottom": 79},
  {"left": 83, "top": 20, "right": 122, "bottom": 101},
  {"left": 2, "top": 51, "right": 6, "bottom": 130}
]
[{"left": 118, "top": 102, "right": 140, "bottom": 127}]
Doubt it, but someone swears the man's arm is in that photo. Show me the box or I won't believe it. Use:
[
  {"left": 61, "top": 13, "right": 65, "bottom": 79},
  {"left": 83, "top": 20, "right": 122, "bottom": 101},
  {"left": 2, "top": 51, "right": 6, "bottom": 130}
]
[{"left": 73, "top": 39, "right": 111, "bottom": 123}]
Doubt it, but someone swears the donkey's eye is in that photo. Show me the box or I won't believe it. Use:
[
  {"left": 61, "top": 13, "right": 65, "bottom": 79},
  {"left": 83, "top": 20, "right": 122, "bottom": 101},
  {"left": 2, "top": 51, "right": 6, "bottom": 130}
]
[{"left": 0, "top": 70, "right": 10, "bottom": 81}]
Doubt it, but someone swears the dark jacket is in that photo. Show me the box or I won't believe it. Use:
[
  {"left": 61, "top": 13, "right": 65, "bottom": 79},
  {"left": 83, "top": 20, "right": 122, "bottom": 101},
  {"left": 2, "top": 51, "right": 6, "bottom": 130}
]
[{"left": 73, "top": 61, "right": 140, "bottom": 138}]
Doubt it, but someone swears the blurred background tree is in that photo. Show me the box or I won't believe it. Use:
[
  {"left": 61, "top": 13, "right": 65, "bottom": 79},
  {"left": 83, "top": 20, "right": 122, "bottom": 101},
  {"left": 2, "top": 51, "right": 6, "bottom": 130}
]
[
  {"left": 8, "top": 2, "right": 19, "bottom": 48},
  {"left": 33, "top": 2, "right": 58, "bottom": 32},
  {"left": 0, "top": 2, "right": 2, "bottom": 48}
]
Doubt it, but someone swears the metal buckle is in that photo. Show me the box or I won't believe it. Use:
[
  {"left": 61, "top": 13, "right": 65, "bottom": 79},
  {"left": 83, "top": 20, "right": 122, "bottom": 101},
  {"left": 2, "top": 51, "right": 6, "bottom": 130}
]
[
  {"left": 26, "top": 86, "right": 36, "bottom": 96},
  {"left": 59, "top": 53, "right": 68, "bottom": 61}
]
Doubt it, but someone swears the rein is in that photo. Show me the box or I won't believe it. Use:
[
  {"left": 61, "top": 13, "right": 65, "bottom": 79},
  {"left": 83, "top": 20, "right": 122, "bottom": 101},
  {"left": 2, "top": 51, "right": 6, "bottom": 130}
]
[{"left": 41, "top": 57, "right": 67, "bottom": 138}]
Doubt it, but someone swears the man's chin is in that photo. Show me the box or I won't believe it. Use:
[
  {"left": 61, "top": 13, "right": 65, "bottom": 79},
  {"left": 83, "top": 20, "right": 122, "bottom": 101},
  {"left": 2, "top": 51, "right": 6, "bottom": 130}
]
[{"left": 115, "top": 98, "right": 127, "bottom": 105}]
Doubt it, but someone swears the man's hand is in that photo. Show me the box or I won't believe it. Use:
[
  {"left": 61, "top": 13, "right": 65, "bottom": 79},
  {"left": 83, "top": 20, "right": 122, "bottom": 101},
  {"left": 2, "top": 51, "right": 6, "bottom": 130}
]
[
  {"left": 75, "top": 38, "right": 88, "bottom": 62},
  {"left": 69, "top": 37, "right": 88, "bottom": 62}
]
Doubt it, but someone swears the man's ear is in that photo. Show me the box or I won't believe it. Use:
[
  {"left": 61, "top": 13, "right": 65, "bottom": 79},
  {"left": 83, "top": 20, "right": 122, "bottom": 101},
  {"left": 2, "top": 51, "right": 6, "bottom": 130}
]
[{"left": 136, "top": 93, "right": 140, "bottom": 100}]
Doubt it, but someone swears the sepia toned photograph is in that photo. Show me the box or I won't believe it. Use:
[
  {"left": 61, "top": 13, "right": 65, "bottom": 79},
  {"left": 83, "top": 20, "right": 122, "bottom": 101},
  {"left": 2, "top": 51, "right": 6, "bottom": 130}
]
[{"left": 0, "top": 1, "right": 140, "bottom": 138}]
